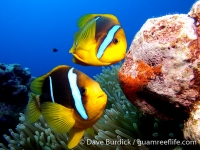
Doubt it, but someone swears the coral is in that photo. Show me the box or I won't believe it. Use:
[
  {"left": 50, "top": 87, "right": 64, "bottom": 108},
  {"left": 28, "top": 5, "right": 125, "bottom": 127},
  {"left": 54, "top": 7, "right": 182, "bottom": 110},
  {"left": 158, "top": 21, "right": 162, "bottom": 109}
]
[
  {"left": 184, "top": 99, "right": 200, "bottom": 145},
  {"left": 118, "top": 0, "right": 200, "bottom": 146},
  {"left": 0, "top": 63, "right": 34, "bottom": 103},
  {"left": 183, "top": 1, "right": 200, "bottom": 145},
  {"left": 118, "top": 1, "right": 199, "bottom": 121},
  {"left": 0, "top": 64, "right": 185, "bottom": 150},
  {"left": 0, "top": 63, "right": 35, "bottom": 144}
]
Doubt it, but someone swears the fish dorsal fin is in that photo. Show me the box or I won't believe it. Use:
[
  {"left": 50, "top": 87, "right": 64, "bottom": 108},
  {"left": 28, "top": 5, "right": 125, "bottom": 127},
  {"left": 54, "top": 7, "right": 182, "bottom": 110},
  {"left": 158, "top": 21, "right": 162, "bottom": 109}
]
[
  {"left": 30, "top": 65, "right": 69, "bottom": 95},
  {"left": 101, "top": 14, "right": 119, "bottom": 23},
  {"left": 41, "top": 102, "right": 75, "bottom": 134},
  {"left": 74, "top": 18, "right": 96, "bottom": 48},
  {"left": 30, "top": 76, "right": 46, "bottom": 95},
  {"left": 77, "top": 14, "right": 100, "bottom": 28},
  {"left": 77, "top": 14, "right": 119, "bottom": 28}
]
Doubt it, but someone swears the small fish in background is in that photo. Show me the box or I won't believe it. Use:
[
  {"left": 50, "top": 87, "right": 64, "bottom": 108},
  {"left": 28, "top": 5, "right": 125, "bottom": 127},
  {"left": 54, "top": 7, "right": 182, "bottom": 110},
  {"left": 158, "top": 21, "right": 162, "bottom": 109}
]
[
  {"left": 52, "top": 48, "right": 58, "bottom": 52},
  {"left": 25, "top": 65, "right": 107, "bottom": 149},
  {"left": 69, "top": 14, "right": 127, "bottom": 66}
]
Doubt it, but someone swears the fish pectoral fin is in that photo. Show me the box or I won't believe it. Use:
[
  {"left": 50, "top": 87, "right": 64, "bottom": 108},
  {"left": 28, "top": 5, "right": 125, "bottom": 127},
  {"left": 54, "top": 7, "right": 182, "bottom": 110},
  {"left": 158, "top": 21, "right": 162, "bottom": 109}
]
[
  {"left": 41, "top": 102, "right": 75, "bottom": 134},
  {"left": 67, "top": 128, "right": 85, "bottom": 149},
  {"left": 25, "top": 93, "right": 41, "bottom": 123},
  {"left": 74, "top": 18, "right": 96, "bottom": 48}
]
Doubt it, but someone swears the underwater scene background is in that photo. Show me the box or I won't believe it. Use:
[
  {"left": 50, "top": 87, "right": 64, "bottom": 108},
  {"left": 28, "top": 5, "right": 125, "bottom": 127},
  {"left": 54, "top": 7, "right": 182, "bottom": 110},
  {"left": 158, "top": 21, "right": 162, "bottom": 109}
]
[
  {"left": 0, "top": 0, "right": 198, "bottom": 150},
  {"left": 0, "top": 0, "right": 195, "bottom": 78}
]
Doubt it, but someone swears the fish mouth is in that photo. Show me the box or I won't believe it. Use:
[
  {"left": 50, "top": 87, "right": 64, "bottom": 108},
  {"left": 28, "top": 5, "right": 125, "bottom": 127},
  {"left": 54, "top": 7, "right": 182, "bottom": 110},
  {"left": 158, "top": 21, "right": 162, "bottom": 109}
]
[
  {"left": 97, "top": 92, "right": 107, "bottom": 99},
  {"left": 96, "top": 92, "right": 107, "bottom": 106}
]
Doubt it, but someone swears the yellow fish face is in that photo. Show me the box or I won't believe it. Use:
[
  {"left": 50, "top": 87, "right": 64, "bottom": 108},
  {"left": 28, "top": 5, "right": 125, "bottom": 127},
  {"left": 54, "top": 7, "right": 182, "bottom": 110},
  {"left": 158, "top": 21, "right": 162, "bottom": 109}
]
[
  {"left": 69, "top": 14, "right": 127, "bottom": 66},
  {"left": 98, "top": 27, "right": 127, "bottom": 64},
  {"left": 73, "top": 72, "right": 107, "bottom": 128}
]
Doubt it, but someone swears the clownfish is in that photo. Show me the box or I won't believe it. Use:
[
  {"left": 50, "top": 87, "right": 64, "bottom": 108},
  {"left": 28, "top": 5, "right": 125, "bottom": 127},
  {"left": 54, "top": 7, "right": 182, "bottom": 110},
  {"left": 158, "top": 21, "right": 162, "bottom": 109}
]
[
  {"left": 69, "top": 14, "right": 127, "bottom": 66},
  {"left": 25, "top": 65, "right": 107, "bottom": 149}
]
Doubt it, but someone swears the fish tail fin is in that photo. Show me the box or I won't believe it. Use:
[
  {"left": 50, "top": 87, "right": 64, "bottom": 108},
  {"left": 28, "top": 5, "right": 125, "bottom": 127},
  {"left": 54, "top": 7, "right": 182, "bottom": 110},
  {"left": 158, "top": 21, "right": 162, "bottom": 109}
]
[
  {"left": 25, "top": 93, "right": 41, "bottom": 123},
  {"left": 67, "top": 128, "right": 85, "bottom": 149}
]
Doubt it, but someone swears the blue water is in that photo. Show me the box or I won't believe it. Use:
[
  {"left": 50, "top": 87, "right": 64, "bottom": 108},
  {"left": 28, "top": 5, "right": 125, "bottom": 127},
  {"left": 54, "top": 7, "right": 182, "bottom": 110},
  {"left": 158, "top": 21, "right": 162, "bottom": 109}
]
[{"left": 0, "top": 0, "right": 195, "bottom": 78}]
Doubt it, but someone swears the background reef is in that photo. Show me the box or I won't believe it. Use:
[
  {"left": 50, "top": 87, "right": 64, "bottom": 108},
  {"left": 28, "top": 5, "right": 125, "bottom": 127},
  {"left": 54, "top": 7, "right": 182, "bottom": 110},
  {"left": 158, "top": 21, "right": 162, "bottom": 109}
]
[
  {"left": 0, "top": 64, "right": 189, "bottom": 150},
  {"left": 0, "top": 63, "right": 34, "bottom": 145}
]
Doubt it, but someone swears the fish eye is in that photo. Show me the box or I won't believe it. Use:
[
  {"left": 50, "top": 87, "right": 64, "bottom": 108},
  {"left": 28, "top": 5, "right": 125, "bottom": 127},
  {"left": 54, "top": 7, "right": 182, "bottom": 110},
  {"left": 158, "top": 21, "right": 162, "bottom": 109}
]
[
  {"left": 80, "top": 87, "right": 86, "bottom": 95},
  {"left": 113, "top": 38, "right": 119, "bottom": 44}
]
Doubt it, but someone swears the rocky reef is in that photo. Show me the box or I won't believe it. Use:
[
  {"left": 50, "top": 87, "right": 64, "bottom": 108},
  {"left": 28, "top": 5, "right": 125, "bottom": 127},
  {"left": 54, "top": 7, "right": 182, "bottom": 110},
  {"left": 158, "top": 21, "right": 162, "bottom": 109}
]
[
  {"left": 0, "top": 63, "right": 34, "bottom": 144},
  {"left": 118, "top": 0, "right": 200, "bottom": 146}
]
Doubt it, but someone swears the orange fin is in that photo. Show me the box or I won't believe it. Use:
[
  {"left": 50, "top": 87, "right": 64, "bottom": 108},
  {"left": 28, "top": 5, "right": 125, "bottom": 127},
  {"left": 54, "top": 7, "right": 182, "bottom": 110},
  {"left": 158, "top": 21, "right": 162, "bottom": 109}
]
[
  {"left": 25, "top": 93, "right": 41, "bottom": 123},
  {"left": 68, "top": 128, "right": 85, "bottom": 149},
  {"left": 41, "top": 102, "right": 75, "bottom": 134}
]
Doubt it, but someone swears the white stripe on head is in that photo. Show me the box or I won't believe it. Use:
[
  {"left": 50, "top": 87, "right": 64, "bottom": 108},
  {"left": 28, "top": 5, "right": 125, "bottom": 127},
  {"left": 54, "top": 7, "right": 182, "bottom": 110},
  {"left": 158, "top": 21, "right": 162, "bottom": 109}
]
[
  {"left": 97, "top": 25, "right": 121, "bottom": 59},
  {"left": 49, "top": 76, "right": 55, "bottom": 103},
  {"left": 95, "top": 16, "right": 100, "bottom": 21},
  {"left": 68, "top": 68, "right": 88, "bottom": 120}
]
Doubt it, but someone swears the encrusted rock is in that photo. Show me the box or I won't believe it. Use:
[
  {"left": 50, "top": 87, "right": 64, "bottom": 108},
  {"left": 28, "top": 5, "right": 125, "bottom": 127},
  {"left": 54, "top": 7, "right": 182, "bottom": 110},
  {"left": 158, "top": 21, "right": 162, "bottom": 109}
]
[
  {"left": 118, "top": 0, "right": 200, "bottom": 145},
  {"left": 118, "top": 1, "right": 199, "bottom": 121}
]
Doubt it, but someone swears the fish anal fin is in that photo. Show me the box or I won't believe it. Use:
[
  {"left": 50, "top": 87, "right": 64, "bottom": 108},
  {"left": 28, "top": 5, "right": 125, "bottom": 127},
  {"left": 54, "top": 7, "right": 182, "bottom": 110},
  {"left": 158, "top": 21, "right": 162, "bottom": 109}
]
[
  {"left": 41, "top": 102, "right": 75, "bottom": 134},
  {"left": 67, "top": 128, "right": 85, "bottom": 149},
  {"left": 72, "top": 53, "right": 111, "bottom": 66},
  {"left": 72, "top": 56, "right": 90, "bottom": 66},
  {"left": 25, "top": 93, "right": 41, "bottom": 123}
]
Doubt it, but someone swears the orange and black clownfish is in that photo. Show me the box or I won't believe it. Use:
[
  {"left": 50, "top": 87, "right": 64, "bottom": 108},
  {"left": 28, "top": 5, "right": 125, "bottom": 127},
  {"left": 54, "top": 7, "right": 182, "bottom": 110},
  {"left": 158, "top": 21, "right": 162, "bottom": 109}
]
[
  {"left": 25, "top": 65, "right": 107, "bottom": 149},
  {"left": 69, "top": 14, "right": 127, "bottom": 66},
  {"left": 52, "top": 48, "right": 58, "bottom": 52}
]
